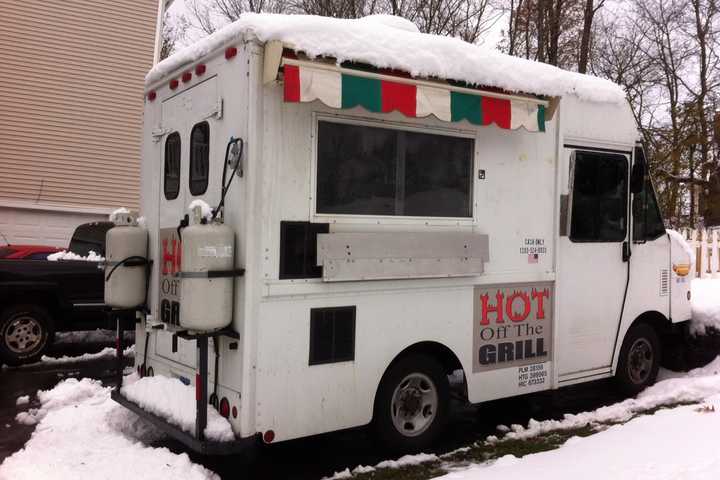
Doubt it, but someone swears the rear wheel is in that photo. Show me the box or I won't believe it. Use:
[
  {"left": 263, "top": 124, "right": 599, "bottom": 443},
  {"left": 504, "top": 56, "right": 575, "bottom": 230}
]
[
  {"left": 615, "top": 323, "right": 661, "bottom": 396},
  {"left": 0, "top": 305, "right": 53, "bottom": 366},
  {"left": 373, "top": 355, "right": 449, "bottom": 452}
]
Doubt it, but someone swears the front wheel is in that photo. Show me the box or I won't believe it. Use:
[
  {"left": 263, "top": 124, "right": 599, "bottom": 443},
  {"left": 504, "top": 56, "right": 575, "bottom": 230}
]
[
  {"left": 615, "top": 323, "right": 661, "bottom": 396},
  {"left": 373, "top": 355, "right": 449, "bottom": 452},
  {"left": 0, "top": 304, "right": 54, "bottom": 366}
]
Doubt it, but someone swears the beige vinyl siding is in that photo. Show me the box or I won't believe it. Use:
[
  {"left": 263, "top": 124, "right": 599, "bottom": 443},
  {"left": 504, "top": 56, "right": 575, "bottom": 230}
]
[{"left": 0, "top": 0, "right": 156, "bottom": 210}]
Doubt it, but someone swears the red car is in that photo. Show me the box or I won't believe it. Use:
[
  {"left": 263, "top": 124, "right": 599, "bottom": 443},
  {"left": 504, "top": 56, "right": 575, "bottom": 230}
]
[{"left": 0, "top": 245, "right": 62, "bottom": 260}]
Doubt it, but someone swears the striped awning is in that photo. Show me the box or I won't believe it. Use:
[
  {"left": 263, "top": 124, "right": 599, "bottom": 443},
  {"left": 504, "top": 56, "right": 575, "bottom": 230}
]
[{"left": 281, "top": 59, "right": 546, "bottom": 132}]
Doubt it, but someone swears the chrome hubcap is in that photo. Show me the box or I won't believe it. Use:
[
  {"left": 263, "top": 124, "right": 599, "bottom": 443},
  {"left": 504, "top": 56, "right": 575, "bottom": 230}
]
[
  {"left": 4, "top": 315, "right": 42, "bottom": 354},
  {"left": 628, "top": 338, "right": 653, "bottom": 384},
  {"left": 391, "top": 373, "right": 438, "bottom": 437}
]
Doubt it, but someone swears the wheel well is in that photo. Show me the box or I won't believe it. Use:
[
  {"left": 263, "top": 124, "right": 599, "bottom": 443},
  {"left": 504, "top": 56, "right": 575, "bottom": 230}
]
[
  {"left": 0, "top": 292, "right": 59, "bottom": 323},
  {"left": 391, "top": 341, "right": 464, "bottom": 375},
  {"left": 631, "top": 310, "right": 672, "bottom": 336}
]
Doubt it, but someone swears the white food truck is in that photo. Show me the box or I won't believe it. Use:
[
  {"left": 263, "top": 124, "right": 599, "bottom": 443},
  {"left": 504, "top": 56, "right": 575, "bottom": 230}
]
[{"left": 107, "top": 13, "right": 694, "bottom": 454}]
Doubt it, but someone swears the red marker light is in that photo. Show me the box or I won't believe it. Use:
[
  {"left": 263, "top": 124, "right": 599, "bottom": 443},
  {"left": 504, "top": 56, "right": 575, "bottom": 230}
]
[
  {"left": 169, "top": 79, "right": 179, "bottom": 90},
  {"left": 219, "top": 398, "right": 230, "bottom": 418},
  {"left": 147, "top": 90, "right": 156, "bottom": 101},
  {"left": 232, "top": 406, "right": 237, "bottom": 418},
  {"left": 225, "top": 47, "right": 237, "bottom": 59},
  {"left": 195, "top": 64, "right": 206, "bottom": 75},
  {"left": 263, "top": 430, "right": 275, "bottom": 443},
  {"left": 182, "top": 71, "right": 192, "bottom": 83}
]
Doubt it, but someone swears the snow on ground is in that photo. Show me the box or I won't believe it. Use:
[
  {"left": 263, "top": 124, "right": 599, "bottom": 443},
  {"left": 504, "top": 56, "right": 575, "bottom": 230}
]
[
  {"left": 147, "top": 14, "right": 626, "bottom": 104},
  {"left": 39, "top": 345, "right": 135, "bottom": 366},
  {"left": 327, "top": 358, "right": 720, "bottom": 480},
  {"left": 690, "top": 279, "right": 720, "bottom": 335},
  {"left": 121, "top": 375, "right": 234, "bottom": 442},
  {"left": 0, "top": 377, "right": 219, "bottom": 480},
  {"left": 439, "top": 400, "right": 720, "bottom": 479},
  {"left": 46, "top": 250, "right": 104, "bottom": 262}
]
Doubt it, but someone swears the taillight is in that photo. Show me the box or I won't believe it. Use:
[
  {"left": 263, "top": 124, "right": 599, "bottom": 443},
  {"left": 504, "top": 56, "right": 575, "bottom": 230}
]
[
  {"left": 232, "top": 406, "right": 237, "bottom": 418},
  {"left": 195, "top": 64, "right": 206, "bottom": 75},
  {"left": 182, "top": 71, "right": 192, "bottom": 83},
  {"left": 147, "top": 90, "right": 156, "bottom": 101},
  {"left": 169, "top": 79, "right": 179, "bottom": 90},
  {"left": 219, "top": 397, "right": 230, "bottom": 418},
  {"left": 225, "top": 47, "right": 237, "bottom": 59}
]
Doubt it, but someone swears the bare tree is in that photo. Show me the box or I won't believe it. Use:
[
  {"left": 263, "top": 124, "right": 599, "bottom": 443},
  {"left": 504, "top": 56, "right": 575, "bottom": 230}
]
[{"left": 578, "top": 0, "right": 605, "bottom": 73}]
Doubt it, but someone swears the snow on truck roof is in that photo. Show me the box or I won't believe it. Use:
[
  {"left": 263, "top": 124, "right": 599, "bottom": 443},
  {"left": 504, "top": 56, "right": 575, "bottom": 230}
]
[{"left": 147, "top": 13, "right": 626, "bottom": 104}]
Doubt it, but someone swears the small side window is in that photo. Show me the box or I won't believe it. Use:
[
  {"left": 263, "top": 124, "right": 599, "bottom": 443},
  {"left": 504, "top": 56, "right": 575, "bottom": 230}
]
[
  {"left": 190, "top": 122, "right": 210, "bottom": 196},
  {"left": 633, "top": 176, "right": 666, "bottom": 242},
  {"left": 164, "top": 132, "right": 181, "bottom": 200}
]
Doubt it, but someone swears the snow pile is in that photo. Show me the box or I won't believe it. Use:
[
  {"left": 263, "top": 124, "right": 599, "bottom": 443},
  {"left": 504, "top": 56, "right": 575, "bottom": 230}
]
[
  {"left": 148, "top": 13, "right": 626, "bottom": 104},
  {"left": 39, "top": 345, "right": 135, "bottom": 366},
  {"left": 437, "top": 388, "right": 720, "bottom": 479},
  {"left": 15, "top": 395, "right": 29, "bottom": 406},
  {"left": 494, "top": 356, "right": 720, "bottom": 442},
  {"left": 188, "top": 199, "right": 214, "bottom": 221},
  {"left": 690, "top": 278, "right": 720, "bottom": 335},
  {"left": 324, "top": 453, "right": 439, "bottom": 480},
  {"left": 0, "top": 377, "right": 219, "bottom": 480},
  {"left": 109, "top": 207, "right": 130, "bottom": 223},
  {"left": 47, "top": 250, "right": 104, "bottom": 262},
  {"left": 121, "top": 375, "right": 234, "bottom": 442}
]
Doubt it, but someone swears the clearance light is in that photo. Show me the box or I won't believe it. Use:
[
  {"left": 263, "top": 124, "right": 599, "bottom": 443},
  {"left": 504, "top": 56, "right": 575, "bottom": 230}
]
[
  {"left": 182, "top": 71, "right": 192, "bottom": 83},
  {"left": 169, "top": 79, "right": 179, "bottom": 90},
  {"left": 219, "top": 398, "right": 230, "bottom": 418},
  {"left": 263, "top": 430, "right": 275, "bottom": 443},
  {"left": 195, "top": 64, "right": 206, "bottom": 75},
  {"left": 225, "top": 47, "right": 237, "bottom": 59},
  {"left": 147, "top": 90, "right": 157, "bottom": 101}
]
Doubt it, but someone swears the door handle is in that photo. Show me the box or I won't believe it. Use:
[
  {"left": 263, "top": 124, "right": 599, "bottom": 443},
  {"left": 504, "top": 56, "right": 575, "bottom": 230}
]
[{"left": 622, "top": 241, "right": 631, "bottom": 262}]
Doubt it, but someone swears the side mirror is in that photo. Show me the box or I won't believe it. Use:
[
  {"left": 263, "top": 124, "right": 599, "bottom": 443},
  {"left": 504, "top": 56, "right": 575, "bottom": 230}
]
[{"left": 630, "top": 146, "right": 646, "bottom": 194}]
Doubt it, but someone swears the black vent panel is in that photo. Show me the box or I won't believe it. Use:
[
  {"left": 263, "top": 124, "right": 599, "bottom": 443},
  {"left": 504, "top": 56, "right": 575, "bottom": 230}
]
[{"left": 309, "top": 306, "right": 356, "bottom": 365}]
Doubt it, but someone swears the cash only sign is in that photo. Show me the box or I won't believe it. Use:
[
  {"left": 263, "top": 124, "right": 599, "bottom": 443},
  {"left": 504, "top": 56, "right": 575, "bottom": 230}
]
[{"left": 472, "top": 283, "right": 553, "bottom": 387}]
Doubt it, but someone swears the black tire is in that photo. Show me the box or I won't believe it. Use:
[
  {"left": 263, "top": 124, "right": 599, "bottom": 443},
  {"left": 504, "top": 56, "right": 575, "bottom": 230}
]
[
  {"left": 373, "top": 354, "right": 450, "bottom": 453},
  {"left": 0, "top": 304, "right": 54, "bottom": 366},
  {"left": 615, "top": 323, "right": 661, "bottom": 396}
]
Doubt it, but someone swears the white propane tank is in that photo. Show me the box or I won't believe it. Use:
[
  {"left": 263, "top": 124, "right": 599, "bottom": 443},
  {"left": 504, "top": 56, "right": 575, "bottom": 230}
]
[
  {"left": 179, "top": 206, "right": 235, "bottom": 331},
  {"left": 105, "top": 211, "right": 148, "bottom": 309}
]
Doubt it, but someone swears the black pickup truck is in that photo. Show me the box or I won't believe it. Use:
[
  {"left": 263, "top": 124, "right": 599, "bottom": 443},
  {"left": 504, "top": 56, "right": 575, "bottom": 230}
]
[{"left": 0, "top": 222, "right": 113, "bottom": 365}]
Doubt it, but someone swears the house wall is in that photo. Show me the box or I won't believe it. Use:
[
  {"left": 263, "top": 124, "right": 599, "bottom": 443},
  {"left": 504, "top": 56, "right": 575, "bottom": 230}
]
[{"left": 0, "top": 0, "right": 157, "bottom": 245}]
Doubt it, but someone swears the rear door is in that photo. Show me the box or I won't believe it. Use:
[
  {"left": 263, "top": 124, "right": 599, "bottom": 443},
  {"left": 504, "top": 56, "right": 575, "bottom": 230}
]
[
  {"left": 556, "top": 148, "right": 631, "bottom": 378},
  {"left": 155, "top": 77, "right": 223, "bottom": 367}
]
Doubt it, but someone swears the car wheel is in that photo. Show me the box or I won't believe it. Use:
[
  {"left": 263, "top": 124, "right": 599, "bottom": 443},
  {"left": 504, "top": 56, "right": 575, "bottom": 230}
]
[
  {"left": 373, "top": 354, "right": 450, "bottom": 452},
  {"left": 615, "top": 323, "right": 661, "bottom": 396},
  {"left": 0, "top": 304, "right": 54, "bottom": 366}
]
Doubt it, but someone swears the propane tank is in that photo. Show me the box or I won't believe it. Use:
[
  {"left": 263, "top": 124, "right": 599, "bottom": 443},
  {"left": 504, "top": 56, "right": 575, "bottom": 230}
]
[
  {"left": 105, "top": 211, "right": 148, "bottom": 309},
  {"left": 179, "top": 205, "right": 235, "bottom": 331}
]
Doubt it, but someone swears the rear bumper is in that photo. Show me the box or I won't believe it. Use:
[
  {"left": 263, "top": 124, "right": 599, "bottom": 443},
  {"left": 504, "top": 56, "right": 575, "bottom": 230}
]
[{"left": 111, "top": 389, "right": 257, "bottom": 455}]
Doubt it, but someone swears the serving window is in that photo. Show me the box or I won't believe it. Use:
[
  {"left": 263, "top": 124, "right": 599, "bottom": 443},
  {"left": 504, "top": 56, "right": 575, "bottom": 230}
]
[{"left": 315, "top": 120, "right": 474, "bottom": 218}]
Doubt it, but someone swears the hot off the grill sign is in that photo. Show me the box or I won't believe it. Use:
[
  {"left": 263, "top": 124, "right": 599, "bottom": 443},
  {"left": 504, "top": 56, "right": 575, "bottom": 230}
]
[{"left": 472, "top": 283, "right": 553, "bottom": 373}]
